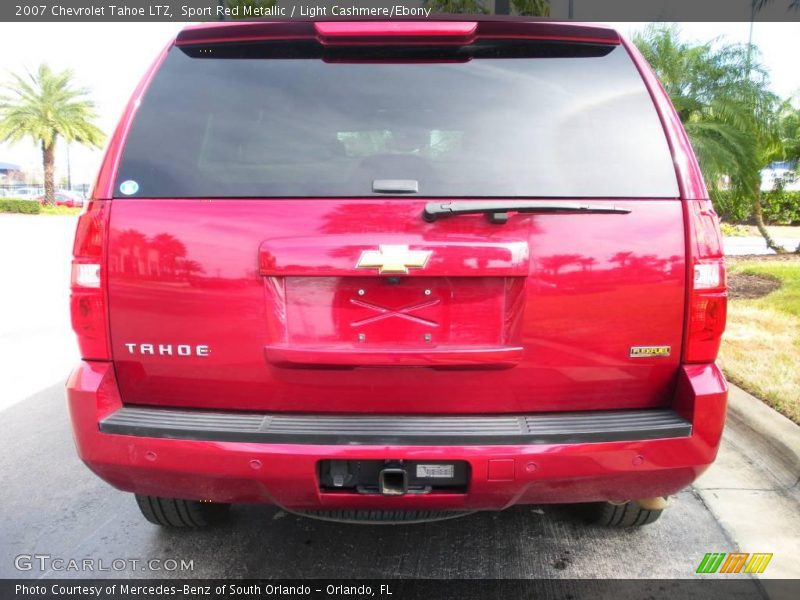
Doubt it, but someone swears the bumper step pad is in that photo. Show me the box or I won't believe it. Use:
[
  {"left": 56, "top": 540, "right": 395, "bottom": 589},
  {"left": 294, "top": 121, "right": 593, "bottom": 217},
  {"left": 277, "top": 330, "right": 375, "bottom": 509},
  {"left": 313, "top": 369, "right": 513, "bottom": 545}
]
[{"left": 100, "top": 407, "right": 691, "bottom": 445}]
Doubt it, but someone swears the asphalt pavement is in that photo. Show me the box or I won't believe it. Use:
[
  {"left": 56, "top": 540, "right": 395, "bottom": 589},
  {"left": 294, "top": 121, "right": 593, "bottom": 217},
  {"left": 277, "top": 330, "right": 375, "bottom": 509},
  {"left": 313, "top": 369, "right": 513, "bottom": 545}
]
[{"left": 0, "top": 214, "right": 797, "bottom": 588}]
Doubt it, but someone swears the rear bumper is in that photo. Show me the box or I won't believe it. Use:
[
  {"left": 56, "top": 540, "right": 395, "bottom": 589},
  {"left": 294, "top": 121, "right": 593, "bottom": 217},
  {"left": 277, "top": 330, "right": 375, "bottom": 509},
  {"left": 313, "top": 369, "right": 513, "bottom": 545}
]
[{"left": 67, "top": 362, "right": 727, "bottom": 511}]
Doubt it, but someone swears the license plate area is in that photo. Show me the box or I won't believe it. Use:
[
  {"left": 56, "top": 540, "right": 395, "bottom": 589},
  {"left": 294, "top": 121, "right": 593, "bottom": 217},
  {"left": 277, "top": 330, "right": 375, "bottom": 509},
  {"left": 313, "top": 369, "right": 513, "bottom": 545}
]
[
  {"left": 284, "top": 276, "right": 506, "bottom": 347},
  {"left": 319, "top": 460, "right": 470, "bottom": 495}
]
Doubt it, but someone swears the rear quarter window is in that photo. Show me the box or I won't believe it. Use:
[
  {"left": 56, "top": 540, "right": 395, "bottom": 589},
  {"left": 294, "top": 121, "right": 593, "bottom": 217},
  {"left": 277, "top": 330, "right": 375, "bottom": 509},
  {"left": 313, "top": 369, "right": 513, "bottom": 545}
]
[{"left": 115, "top": 40, "right": 679, "bottom": 199}]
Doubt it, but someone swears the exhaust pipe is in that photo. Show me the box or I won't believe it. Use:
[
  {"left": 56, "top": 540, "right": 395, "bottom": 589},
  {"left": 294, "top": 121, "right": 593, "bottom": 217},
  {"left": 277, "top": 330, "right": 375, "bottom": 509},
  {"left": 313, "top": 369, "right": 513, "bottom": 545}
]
[
  {"left": 635, "top": 497, "right": 668, "bottom": 511},
  {"left": 378, "top": 468, "right": 408, "bottom": 496}
]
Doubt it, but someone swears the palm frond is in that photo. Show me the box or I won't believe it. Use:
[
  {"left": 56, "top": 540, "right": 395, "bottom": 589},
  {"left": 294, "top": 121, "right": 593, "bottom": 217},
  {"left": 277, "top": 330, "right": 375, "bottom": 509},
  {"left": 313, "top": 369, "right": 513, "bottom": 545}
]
[{"left": 632, "top": 25, "right": 780, "bottom": 196}]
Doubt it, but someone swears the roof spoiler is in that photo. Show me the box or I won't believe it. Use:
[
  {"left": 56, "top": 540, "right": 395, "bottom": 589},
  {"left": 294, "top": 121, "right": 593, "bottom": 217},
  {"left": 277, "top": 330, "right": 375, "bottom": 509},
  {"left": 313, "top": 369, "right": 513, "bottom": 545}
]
[
  {"left": 175, "top": 20, "right": 620, "bottom": 47},
  {"left": 315, "top": 21, "right": 478, "bottom": 45}
]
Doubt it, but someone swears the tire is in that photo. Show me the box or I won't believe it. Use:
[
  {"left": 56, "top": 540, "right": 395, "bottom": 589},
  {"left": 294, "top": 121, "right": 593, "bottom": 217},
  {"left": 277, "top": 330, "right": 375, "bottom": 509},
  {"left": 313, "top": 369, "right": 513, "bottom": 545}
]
[
  {"left": 588, "top": 500, "right": 664, "bottom": 527},
  {"left": 135, "top": 494, "right": 230, "bottom": 528}
]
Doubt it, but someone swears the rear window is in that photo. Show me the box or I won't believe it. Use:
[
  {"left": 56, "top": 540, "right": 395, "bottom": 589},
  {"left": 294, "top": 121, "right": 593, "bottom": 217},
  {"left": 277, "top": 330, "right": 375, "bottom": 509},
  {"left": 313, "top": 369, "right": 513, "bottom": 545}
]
[{"left": 115, "top": 40, "right": 679, "bottom": 199}]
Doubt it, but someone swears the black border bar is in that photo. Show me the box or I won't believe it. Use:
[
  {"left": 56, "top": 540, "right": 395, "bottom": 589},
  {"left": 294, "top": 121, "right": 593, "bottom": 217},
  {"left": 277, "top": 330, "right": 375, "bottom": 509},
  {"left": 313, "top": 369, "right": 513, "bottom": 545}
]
[
  {"left": 2, "top": 578, "right": 794, "bottom": 600},
  {"left": 3, "top": 1, "right": 800, "bottom": 22}
]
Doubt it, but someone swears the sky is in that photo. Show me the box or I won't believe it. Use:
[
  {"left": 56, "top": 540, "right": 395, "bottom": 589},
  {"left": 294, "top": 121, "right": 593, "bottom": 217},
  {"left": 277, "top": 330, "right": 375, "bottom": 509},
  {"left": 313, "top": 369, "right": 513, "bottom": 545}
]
[{"left": 0, "top": 21, "right": 798, "bottom": 186}]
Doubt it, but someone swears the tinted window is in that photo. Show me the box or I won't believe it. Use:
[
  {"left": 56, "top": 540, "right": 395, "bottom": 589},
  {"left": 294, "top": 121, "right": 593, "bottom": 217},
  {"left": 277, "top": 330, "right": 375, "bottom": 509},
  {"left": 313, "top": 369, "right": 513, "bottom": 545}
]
[{"left": 115, "top": 41, "right": 679, "bottom": 198}]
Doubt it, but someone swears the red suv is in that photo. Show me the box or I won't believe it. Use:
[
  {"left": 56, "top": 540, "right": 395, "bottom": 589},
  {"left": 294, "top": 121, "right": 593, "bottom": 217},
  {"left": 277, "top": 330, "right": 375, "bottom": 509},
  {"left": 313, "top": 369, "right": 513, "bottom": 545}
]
[{"left": 67, "top": 20, "right": 728, "bottom": 529}]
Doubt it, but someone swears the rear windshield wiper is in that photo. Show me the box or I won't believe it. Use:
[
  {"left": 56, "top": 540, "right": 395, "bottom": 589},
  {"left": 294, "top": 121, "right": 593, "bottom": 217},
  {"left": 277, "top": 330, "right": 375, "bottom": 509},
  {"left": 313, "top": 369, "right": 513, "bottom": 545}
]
[{"left": 422, "top": 201, "right": 631, "bottom": 224}]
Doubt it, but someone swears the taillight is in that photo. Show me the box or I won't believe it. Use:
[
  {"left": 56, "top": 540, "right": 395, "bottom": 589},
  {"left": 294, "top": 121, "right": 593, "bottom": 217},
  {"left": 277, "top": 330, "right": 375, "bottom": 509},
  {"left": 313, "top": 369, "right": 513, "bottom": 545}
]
[
  {"left": 684, "top": 200, "right": 727, "bottom": 363},
  {"left": 70, "top": 200, "right": 110, "bottom": 360}
]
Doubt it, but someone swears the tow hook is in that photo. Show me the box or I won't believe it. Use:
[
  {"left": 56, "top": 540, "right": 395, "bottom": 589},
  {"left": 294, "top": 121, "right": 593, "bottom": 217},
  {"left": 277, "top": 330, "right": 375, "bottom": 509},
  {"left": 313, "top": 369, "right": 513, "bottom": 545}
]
[{"left": 378, "top": 467, "right": 408, "bottom": 496}]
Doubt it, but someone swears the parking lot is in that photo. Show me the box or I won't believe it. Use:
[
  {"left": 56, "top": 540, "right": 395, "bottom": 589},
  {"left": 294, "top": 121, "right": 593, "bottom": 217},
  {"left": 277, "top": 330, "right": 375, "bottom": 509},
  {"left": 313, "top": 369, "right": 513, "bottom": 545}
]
[{"left": 0, "top": 214, "right": 797, "bottom": 586}]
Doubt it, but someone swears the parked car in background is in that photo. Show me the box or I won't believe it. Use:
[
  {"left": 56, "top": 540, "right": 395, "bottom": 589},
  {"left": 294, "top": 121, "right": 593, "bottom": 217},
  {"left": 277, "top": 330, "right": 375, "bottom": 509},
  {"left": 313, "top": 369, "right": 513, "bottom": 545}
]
[
  {"left": 8, "top": 187, "right": 40, "bottom": 200},
  {"left": 67, "top": 19, "right": 728, "bottom": 530},
  {"left": 38, "top": 190, "right": 85, "bottom": 208}
]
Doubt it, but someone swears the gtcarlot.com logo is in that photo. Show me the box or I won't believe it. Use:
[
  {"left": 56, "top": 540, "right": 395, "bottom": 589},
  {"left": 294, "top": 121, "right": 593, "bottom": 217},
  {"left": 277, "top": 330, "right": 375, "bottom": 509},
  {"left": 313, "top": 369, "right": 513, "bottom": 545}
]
[
  {"left": 14, "top": 554, "right": 194, "bottom": 572},
  {"left": 696, "top": 552, "right": 773, "bottom": 574}
]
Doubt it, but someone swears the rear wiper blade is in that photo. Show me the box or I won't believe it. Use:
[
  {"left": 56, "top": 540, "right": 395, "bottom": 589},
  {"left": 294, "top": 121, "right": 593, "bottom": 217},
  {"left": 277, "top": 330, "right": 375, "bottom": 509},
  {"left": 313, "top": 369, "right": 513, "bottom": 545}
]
[{"left": 422, "top": 201, "right": 631, "bottom": 224}]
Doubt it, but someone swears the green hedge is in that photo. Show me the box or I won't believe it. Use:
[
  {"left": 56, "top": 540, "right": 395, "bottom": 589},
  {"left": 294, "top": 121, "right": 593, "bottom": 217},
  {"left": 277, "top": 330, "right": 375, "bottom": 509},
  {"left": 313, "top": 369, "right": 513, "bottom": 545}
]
[
  {"left": 0, "top": 198, "right": 41, "bottom": 214},
  {"left": 711, "top": 191, "right": 751, "bottom": 223},
  {"left": 762, "top": 189, "right": 800, "bottom": 224},
  {"left": 712, "top": 190, "right": 800, "bottom": 225}
]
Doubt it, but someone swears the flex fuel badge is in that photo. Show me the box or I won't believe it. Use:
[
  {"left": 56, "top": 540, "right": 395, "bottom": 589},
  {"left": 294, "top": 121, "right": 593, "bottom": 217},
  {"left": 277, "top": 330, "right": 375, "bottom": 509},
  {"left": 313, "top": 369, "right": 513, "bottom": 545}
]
[{"left": 630, "top": 346, "right": 671, "bottom": 358}]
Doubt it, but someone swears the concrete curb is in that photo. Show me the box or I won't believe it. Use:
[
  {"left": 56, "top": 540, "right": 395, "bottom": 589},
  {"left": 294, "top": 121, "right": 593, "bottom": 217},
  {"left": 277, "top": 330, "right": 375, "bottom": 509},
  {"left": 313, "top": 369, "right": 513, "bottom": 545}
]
[{"left": 726, "top": 383, "right": 800, "bottom": 473}]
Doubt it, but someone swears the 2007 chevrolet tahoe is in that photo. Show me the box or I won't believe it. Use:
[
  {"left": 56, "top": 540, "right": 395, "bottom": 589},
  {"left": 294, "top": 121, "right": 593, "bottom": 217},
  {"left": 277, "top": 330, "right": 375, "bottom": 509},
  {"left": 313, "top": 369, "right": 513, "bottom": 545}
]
[{"left": 67, "top": 19, "right": 728, "bottom": 528}]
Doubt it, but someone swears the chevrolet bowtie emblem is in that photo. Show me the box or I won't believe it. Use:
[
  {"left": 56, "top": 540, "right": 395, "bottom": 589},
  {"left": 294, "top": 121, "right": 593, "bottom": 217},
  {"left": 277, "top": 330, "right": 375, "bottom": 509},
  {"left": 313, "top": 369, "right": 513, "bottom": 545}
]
[{"left": 356, "top": 245, "right": 432, "bottom": 274}]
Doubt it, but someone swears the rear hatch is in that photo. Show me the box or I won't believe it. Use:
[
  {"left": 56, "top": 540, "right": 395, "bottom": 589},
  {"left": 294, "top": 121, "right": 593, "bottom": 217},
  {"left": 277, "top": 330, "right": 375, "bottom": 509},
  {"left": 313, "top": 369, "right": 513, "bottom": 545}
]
[{"left": 106, "top": 23, "right": 685, "bottom": 414}]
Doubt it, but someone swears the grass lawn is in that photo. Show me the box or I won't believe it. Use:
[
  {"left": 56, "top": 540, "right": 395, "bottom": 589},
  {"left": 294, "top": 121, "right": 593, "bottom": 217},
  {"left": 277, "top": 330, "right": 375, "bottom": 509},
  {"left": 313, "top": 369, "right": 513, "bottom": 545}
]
[
  {"left": 719, "top": 256, "right": 800, "bottom": 424},
  {"left": 39, "top": 205, "right": 82, "bottom": 216}
]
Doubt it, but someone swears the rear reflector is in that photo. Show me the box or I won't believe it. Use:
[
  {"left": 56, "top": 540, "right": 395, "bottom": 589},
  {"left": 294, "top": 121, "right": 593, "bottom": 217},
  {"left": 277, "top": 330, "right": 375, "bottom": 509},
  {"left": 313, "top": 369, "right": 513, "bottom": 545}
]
[
  {"left": 684, "top": 201, "right": 727, "bottom": 364},
  {"left": 686, "top": 293, "right": 727, "bottom": 363},
  {"left": 70, "top": 201, "right": 110, "bottom": 360}
]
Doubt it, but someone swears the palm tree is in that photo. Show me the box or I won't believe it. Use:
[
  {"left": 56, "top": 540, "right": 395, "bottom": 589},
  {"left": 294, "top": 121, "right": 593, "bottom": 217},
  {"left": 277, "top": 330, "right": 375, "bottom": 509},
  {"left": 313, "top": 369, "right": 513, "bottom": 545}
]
[
  {"left": 633, "top": 25, "right": 783, "bottom": 252},
  {"left": 0, "top": 64, "right": 104, "bottom": 205},
  {"left": 776, "top": 101, "right": 800, "bottom": 164},
  {"left": 772, "top": 100, "right": 800, "bottom": 252}
]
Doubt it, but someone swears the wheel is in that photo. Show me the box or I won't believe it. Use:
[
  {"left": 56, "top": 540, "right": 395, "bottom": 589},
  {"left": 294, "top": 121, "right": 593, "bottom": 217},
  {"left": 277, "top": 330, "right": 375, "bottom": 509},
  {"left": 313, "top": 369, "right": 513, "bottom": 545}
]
[
  {"left": 135, "top": 494, "right": 230, "bottom": 528},
  {"left": 588, "top": 499, "right": 665, "bottom": 527}
]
